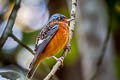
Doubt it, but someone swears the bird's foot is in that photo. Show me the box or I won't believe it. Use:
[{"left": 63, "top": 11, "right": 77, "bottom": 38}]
[
  {"left": 52, "top": 56, "right": 64, "bottom": 66},
  {"left": 64, "top": 45, "right": 71, "bottom": 52}
]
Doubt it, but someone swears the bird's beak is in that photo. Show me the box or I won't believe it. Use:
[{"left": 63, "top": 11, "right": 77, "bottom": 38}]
[{"left": 66, "top": 18, "right": 74, "bottom": 22}]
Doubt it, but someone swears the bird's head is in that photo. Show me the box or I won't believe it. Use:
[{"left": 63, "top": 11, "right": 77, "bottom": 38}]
[{"left": 48, "top": 13, "right": 73, "bottom": 24}]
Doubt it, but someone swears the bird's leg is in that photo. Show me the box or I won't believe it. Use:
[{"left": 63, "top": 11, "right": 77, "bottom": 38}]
[
  {"left": 52, "top": 56, "right": 58, "bottom": 61},
  {"left": 52, "top": 56, "right": 64, "bottom": 66},
  {"left": 64, "top": 44, "right": 71, "bottom": 52}
]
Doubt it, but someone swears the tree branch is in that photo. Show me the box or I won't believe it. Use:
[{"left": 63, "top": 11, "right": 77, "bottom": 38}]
[
  {"left": 90, "top": 13, "right": 112, "bottom": 80},
  {"left": 9, "top": 33, "right": 34, "bottom": 55},
  {"left": 0, "top": 0, "right": 21, "bottom": 50},
  {"left": 43, "top": 0, "right": 77, "bottom": 80},
  {"left": 0, "top": 0, "right": 35, "bottom": 55}
]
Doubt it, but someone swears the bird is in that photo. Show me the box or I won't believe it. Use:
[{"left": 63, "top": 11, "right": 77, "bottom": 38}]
[{"left": 27, "top": 13, "right": 72, "bottom": 79}]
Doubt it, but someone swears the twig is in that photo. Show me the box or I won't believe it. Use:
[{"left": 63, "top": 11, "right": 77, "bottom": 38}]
[
  {"left": 0, "top": 0, "right": 21, "bottom": 50},
  {"left": 9, "top": 33, "right": 34, "bottom": 55},
  {"left": 43, "top": 0, "right": 77, "bottom": 80},
  {"left": 43, "top": 58, "right": 62, "bottom": 80},
  {"left": 41, "top": 62, "right": 60, "bottom": 80},
  {"left": 90, "top": 13, "right": 112, "bottom": 80},
  {"left": 0, "top": 0, "right": 35, "bottom": 55}
]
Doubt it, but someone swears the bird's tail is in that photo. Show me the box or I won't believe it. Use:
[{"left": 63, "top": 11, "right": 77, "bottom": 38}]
[
  {"left": 27, "top": 64, "right": 39, "bottom": 79},
  {"left": 27, "top": 55, "right": 45, "bottom": 79}
]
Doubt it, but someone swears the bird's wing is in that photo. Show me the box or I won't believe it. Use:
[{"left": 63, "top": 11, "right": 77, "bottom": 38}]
[
  {"left": 35, "top": 24, "right": 58, "bottom": 53},
  {"left": 29, "top": 24, "right": 58, "bottom": 68}
]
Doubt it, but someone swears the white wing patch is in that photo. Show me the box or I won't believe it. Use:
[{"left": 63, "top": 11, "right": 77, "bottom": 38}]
[{"left": 37, "top": 40, "right": 43, "bottom": 45}]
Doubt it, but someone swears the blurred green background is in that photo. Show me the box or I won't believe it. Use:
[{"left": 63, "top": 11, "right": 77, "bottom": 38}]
[{"left": 0, "top": 0, "right": 120, "bottom": 80}]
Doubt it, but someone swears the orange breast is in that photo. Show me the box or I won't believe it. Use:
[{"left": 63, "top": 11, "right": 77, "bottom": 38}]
[{"left": 42, "top": 22, "right": 69, "bottom": 57}]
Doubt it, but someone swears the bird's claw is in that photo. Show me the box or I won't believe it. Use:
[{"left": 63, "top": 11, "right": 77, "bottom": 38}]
[
  {"left": 64, "top": 45, "right": 71, "bottom": 52},
  {"left": 52, "top": 56, "right": 64, "bottom": 66}
]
